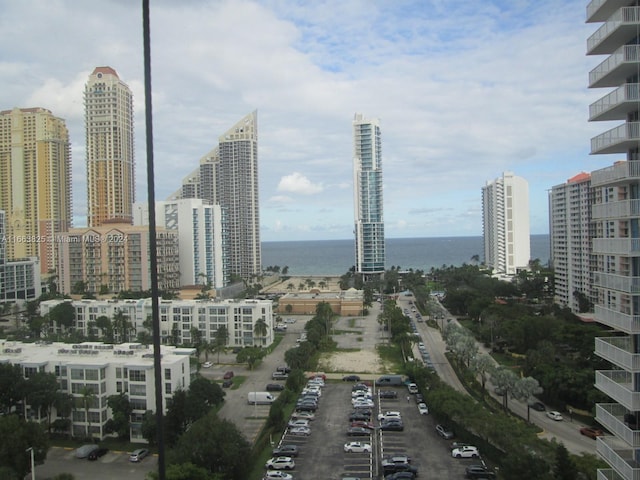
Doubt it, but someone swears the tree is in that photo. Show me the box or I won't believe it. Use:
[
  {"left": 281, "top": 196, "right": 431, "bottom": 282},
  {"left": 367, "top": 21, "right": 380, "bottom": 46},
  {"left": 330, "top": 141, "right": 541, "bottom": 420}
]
[
  {"left": 112, "top": 310, "right": 133, "bottom": 343},
  {"left": 214, "top": 326, "right": 228, "bottom": 363},
  {"left": 491, "top": 366, "right": 519, "bottom": 411},
  {"left": 77, "top": 386, "right": 97, "bottom": 439},
  {"left": 25, "top": 372, "right": 59, "bottom": 432},
  {"left": 186, "top": 377, "right": 225, "bottom": 418},
  {"left": 141, "top": 410, "right": 157, "bottom": 446},
  {"left": 48, "top": 302, "right": 75, "bottom": 330},
  {"left": 470, "top": 354, "right": 494, "bottom": 395},
  {"left": 147, "top": 463, "right": 215, "bottom": 480},
  {"left": 253, "top": 319, "right": 268, "bottom": 346},
  {"left": 512, "top": 376, "right": 543, "bottom": 423},
  {"left": 0, "top": 415, "right": 49, "bottom": 480},
  {"left": 53, "top": 392, "right": 74, "bottom": 437},
  {"left": 105, "top": 393, "right": 132, "bottom": 439},
  {"left": 553, "top": 443, "right": 577, "bottom": 480},
  {"left": 0, "top": 363, "right": 25, "bottom": 415},
  {"left": 236, "top": 346, "right": 266, "bottom": 370},
  {"left": 95, "top": 315, "right": 113, "bottom": 342}
]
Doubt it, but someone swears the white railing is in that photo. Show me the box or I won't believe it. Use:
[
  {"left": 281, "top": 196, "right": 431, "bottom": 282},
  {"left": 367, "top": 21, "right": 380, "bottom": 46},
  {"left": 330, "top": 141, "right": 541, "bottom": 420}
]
[
  {"left": 588, "top": 7, "right": 640, "bottom": 53},
  {"left": 596, "top": 370, "right": 640, "bottom": 411},
  {"left": 591, "top": 122, "right": 640, "bottom": 154},
  {"left": 593, "top": 272, "right": 640, "bottom": 294},
  {"left": 596, "top": 403, "right": 640, "bottom": 447},
  {"left": 593, "top": 238, "right": 640, "bottom": 255},
  {"left": 590, "top": 83, "right": 640, "bottom": 120},
  {"left": 592, "top": 161, "right": 640, "bottom": 186},
  {"left": 595, "top": 305, "right": 640, "bottom": 333},
  {"left": 590, "top": 45, "right": 640, "bottom": 86},
  {"left": 596, "top": 337, "right": 640, "bottom": 370},
  {"left": 596, "top": 437, "right": 640, "bottom": 480}
]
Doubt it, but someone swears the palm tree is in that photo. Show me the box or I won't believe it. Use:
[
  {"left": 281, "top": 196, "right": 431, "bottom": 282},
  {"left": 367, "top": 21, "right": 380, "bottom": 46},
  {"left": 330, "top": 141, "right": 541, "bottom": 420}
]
[
  {"left": 112, "top": 310, "right": 132, "bottom": 343},
  {"left": 215, "top": 325, "right": 229, "bottom": 363},
  {"left": 253, "top": 319, "right": 268, "bottom": 346},
  {"left": 287, "top": 283, "right": 295, "bottom": 292},
  {"left": 78, "top": 386, "right": 97, "bottom": 439}
]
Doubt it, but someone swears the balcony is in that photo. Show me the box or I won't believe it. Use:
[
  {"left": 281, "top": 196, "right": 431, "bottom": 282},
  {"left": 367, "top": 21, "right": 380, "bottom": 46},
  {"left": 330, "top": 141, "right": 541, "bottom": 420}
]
[
  {"left": 591, "top": 122, "right": 640, "bottom": 155},
  {"left": 597, "top": 403, "right": 640, "bottom": 448},
  {"left": 588, "top": 8, "right": 640, "bottom": 55},
  {"left": 596, "top": 370, "right": 640, "bottom": 411},
  {"left": 593, "top": 199, "right": 640, "bottom": 220},
  {"left": 588, "top": 0, "right": 634, "bottom": 23},
  {"left": 593, "top": 238, "right": 640, "bottom": 256},
  {"left": 592, "top": 161, "right": 640, "bottom": 186},
  {"left": 594, "top": 272, "right": 640, "bottom": 295},
  {"left": 595, "top": 306, "right": 640, "bottom": 334},
  {"left": 590, "top": 45, "right": 640, "bottom": 88},
  {"left": 596, "top": 337, "right": 640, "bottom": 370},
  {"left": 597, "top": 435, "right": 640, "bottom": 480},
  {"left": 597, "top": 469, "right": 627, "bottom": 480},
  {"left": 590, "top": 84, "right": 640, "bottom": 122}
]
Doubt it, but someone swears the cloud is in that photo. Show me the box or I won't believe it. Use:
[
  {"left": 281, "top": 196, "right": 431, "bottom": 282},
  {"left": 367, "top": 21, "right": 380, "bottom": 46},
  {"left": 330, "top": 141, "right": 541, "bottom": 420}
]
[{"left": 277, "top": 172, "right": 324, "bottom": 195}]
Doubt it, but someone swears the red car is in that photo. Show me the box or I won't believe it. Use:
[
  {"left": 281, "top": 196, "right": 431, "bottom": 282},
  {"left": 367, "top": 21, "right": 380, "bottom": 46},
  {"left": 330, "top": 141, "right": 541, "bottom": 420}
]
[
  {"left": 580, "top": 427, "right": 604, "bottom": 439},
  {"left": 223, "top": 371, "right": 234, "bottom": 380},
  {"left": 350, "top": 420, "right": 375, "bottom": 430}
]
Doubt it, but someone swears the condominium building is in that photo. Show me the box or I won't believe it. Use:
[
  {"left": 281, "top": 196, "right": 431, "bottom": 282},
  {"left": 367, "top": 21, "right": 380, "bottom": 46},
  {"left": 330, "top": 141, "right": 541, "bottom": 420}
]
[
  {"left": 56, "top": 222, "right": 180, "bottom": 295},
  {"left": 353, "top": 113, "right": 385, "bottom": 279},
  {"left": 549, "top": 172, "right": 594, "bottom": 313},
  {"left": 85, "top": 66, "right": 135, "bottom": 227},
  {"left": 587, "top": 2, "right": 640, "bottom": 478},
  {"left": 0, "top": 340, "right": 194, "bottom": 442},
  {"left": 40, "top": 297, "right": 274, "bottom": 347},
  {"left": 0, "top": 107, "right": 71, "bottom": 275},
  {"left": 481, "top": 172, "right": 530, "bottom": 275},
  {"left": 172, "top": 112, "right": 260, "bottom": 280},
  {"left": 133, "top": 199, "right": 228, "bottom": 289}
]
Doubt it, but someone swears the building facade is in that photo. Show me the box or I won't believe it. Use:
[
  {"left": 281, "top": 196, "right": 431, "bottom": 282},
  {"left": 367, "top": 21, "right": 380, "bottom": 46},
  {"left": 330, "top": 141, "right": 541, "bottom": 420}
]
[
  {"left": 353, "top": 113, "right": 385, "bottom": 279},
  {"left": 85, "top": 66, "right": 135, "bottom": 227},
  {"left": 40, "top": 297, "right": 274, "bottom": 348},
  {"left": 133, "top": 199, "right": 228, "bottom": 289},
  {"left": 482, "top": 171, "right": 530, "bottom": 276},
  {"left": 0, "top": 107, "right": 71, "bottom": 275},
  {"left": 587, "top": 1, "right": 640, "bottom": 478},
  {"left": 56, "top": 222, "right": 180, "bottom": 295},
  {"left": 549, "top": 172, "right": 594, "bottom": 313},
  {"left": 172, "top": 112, "right": 260, "bottom": 280},
  {"left": 0, "top": 340, "right": 193, "bottom": 442}
]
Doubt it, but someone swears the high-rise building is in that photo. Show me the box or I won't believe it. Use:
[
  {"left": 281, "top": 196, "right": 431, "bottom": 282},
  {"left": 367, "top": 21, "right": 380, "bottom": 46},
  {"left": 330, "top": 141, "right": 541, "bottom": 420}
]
[
  {"left": 549, "top": 172, "right": 594, "bottom": 313},
  {"left": 133, "top": 199, "right": 228, "bottom": 289},
  {"left": 482, "top": 171, "right": 530, "bottom": 276},
  {"left": 173, "top": 112, "right": 260, "bottom": 280},
  {"left": 0, "top": 107, "right": 71, "bottom": 275},
  {"left": 587, "top": 2, "right": 640, "bottom": 478},
  {"left": 352, "top": 113, "right": 385, "bottom": 279},
  {"left": 85, "top": 66, "right": 135, "bottom": 227}
]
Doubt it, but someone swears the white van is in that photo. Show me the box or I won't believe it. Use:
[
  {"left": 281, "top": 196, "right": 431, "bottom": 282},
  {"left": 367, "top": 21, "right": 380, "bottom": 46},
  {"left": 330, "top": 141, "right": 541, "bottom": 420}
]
[{"left": 247, "top": 391, "right": 275, "bottom": 405}]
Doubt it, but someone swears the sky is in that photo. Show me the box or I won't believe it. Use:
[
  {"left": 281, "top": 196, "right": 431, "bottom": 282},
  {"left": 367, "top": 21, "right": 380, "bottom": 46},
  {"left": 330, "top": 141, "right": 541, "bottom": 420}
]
[{"left": 0, "top": 0, "right": 613, "bottom": 242}]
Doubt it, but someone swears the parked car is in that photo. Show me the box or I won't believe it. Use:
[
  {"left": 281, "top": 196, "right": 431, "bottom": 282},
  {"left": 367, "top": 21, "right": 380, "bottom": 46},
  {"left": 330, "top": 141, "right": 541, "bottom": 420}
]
[
  {"left": 436, "top": 424, "right": 455, "bottom": 439},
  {"left": 202, "top": 361, "right": 213, "bottom": 368},
  {"left": 288, "top": 419, "right": 310, "bottom": 428},
  {"left": 580, "top": 426, "right": 604, "bottom": 439},
  {"left": 528, "top": 400, "right": 546, "bottom": 411},
  {"left": 343, "top": 374, "right": 361, "bottom": 382},
  {"left": 350, "top": 420, "right": 375, "bottom": 430},
  {"left": 344, "top": 441, "right": 372, "bottom": 453},
  {"left": 382, "top": 461, "right": 418, "bottom": 476},
  {"left": 347, "top": 426, "right": 371, "bottom": 436},
  {"left": 417, "top": 403, "right": 429, "bottom": 415},
  {"left": 277, "top": 366, "right": 292, "bottom": 374},
  {"left": 353, "top": 399, "right": 375, "bottom": 408},
  {"left": 452, "top": 446, "right": 479, "bottom": 458},
  {"left": 291, "top": 411, "right": 315, "bottom": 421},
  {"left": 378, "top": 411, "right": 402, "bottom": 421},
  {"left": 223, "top": 371, "right": 234, "bottom": 379},
  {"left": 263, "top": 471, "right": 293, "bottom": 480},
  {"left": 272, "top": 445, "right": 299, "bottom": 457},
  {"left": 415, "top": 393, "right": 424, "bottom": 404},
  {"left": 265, "top": 457, "right": 295, "bottom": 470},
  {"left": 289, "top": 426, "right": 311, "bottom": 436},
  {"left": 384, "top": 471, "right": 416, "bottom": 480},
  {"left": 381, "top": 455, "right": 411, "bottom": 466},
  {"left": 75, "top": 444, "right": 99, "bottom": 459},
  {"left": 129, "top": 448, "right": 149, "bottom": 462},
  {"left": 349, "top": 412, "right": 371, "bottom": 422},
  {"left": 222, "top": 379, "right": 233, "bottom": 388},
  {"left": 379, "top": 390, "right": 398, "bottom": 399},
  {"left": 465, "top": 465, "right": 496, "bottom": 479},
  {"left": 266, "top": 383, "right": 285, "bottom": 392},
  {"left": 380, "top": 420, "right": 404, "bottom": 431},
  {"left": 87, "top": 447, "right": 108, "bottom": 461},
  {"left": 407, "top": 383, "right": 419, "bottom": 394},
  {"left": 272, "top": 371, "right": 289, "bottom": 380},
  {"left": 546, "top": 411, "right": 564, "bottom": 421}
]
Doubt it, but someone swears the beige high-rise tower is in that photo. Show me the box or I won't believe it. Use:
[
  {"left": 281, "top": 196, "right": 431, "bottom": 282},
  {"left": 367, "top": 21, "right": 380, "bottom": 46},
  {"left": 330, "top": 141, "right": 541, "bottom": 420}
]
[
  {"left": 85, "top": 66, "right": 135, "bottom": 227},
  {"left": 0, "top": 107, "right": 71, "bottom": 275}
]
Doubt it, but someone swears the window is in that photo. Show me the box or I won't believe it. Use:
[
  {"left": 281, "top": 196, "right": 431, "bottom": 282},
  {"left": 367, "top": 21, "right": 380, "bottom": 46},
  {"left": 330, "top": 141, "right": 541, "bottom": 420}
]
[
  {"left": 130, "top": 384, "right": 146, "bottom": 396},
  {"left": 164, "top": 368, "right": 171, "bottom": 380},
  {"left": 129, "top": 370, "right": 146, "bottom": 382},
  {"left": 165, "top": 383, "right": 172, "bottom": 395},
  {"left": 70, "top": 368, "right": 84, "bottom": 380}
]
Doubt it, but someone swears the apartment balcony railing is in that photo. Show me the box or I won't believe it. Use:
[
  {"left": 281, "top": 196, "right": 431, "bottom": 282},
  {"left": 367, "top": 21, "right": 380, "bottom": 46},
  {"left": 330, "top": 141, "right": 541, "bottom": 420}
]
[
  {"left": 596, "top": 370, "right": 640, "bottom": 411},
  {"left": 597, "top": 435, "right": 640, "bottom": 480},
  {"left": 588, "top": 7, "right": 640, "bottom": 55},
  {"left": 593, "top": 238, "right": 640, "bottom": 255},
  {"left": 597, "top": 403, "right": 640, "bottom": 448},
  {"left": 590, "top": 83, "right": 640, "bottom": 122},
  {"left": 595, "top": 306, "right": 640, "bottom": 334},
  {"left": 593, "top": 272, "right": 640, "bottom": 295},
  {"left": 596, "top": 337, "right": 640, "bottom": 370},
  {"left": 593, "top": 199, "right": 640, "bottom": 219},
  {"left": 590, "top": 45, "right": 640, "bottom": 88},
  {"left": 587, "top": 0, "right": 634, "bottom": 23},
  {"left": 591, "top": 122, "right": 640, "bottom": 155},
  {"left": 592, "top": 161, "right": 640, "bottom": 186},
  {"left": 597, "top": 468, "right": 627, "bottom": 480}
]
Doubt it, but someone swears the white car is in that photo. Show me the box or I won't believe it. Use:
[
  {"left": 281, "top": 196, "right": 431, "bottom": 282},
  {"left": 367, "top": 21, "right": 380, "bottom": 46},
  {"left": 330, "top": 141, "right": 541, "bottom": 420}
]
[
  {"left": 288, "top": 419, "right": 310, "bottom": 428},
  {"left": 289, "top": 426, "right": 311, "bottom": 436},
  {"left": 407, "top": 383, "right": 419, "bottom": 394},
  {"left": 547, "top": 410, "right": 564, "bottom": 421},
  {"left": 263, "top": 472, "right": 293, "bottom": 480},
  {"left": 291, "top": 411, "right": 315, "bottom": 421},
  {"left": 353, "top": 399, "right": 374, "bottom": 408},
  {"left": 451, "top": 446, "right": 479, "bottom": 458},
  {"left": 418, "top": 403, "right": 429, "bottom": 415},
  {"left": 265, "top": 457, "right": 296, "bottom": 470},
  {"left": 202, "top": 361, "right": 213, "bottom": 368},
  {"left": 344, "top": 441, "right": 372, "bottom": 453},
  {"left": 378, "top": 411, "right": 402, "bottom": 421}
]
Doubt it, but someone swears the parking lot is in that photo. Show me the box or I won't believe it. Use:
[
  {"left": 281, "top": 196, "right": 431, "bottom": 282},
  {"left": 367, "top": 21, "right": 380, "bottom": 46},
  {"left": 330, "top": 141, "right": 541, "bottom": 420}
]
[{"left": 271, "top": 381, "right": 483, "bottom": 479}]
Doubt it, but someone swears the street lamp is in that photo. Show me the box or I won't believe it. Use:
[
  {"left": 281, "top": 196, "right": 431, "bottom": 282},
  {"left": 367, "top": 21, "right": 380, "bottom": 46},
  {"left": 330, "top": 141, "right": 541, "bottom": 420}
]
[{"left": 26, "top": 447, "right": 35, "bottom": 480}]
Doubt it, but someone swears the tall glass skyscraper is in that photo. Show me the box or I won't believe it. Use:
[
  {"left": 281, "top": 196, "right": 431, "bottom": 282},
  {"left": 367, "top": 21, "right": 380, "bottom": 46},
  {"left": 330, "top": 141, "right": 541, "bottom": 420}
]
[{"left": 353, "top": 113, "right": 385, "bottom": 279}]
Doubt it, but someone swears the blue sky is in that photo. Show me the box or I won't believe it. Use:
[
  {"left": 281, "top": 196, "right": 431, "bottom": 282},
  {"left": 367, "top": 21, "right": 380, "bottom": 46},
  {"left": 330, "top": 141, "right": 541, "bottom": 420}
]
[{"left": 0, "top": 0, "right": 613, "bottom": 241}]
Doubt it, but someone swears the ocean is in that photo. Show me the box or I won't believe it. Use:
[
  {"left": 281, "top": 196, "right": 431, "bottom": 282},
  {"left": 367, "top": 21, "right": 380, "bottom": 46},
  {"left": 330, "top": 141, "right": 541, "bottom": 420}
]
[{"left": 262, "top": 234, "right": 550, "bottom": 277}]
